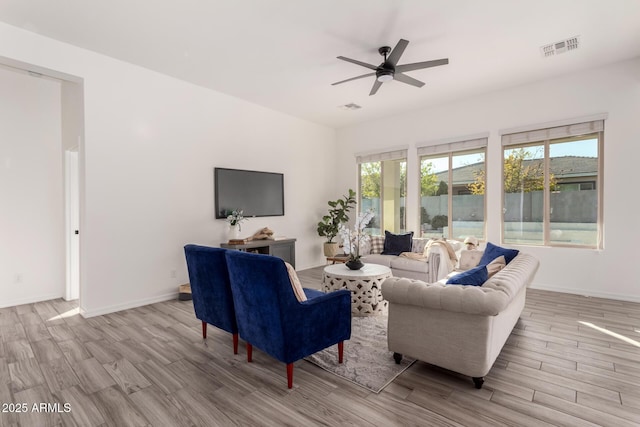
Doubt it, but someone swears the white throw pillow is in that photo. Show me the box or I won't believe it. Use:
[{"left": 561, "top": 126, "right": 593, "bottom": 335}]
[
  {"left": 486, "top": 256, "right": 506, "bottom": 278},
  {"left": 457, "top": 249, "right": 484, "bottom": 271},
  {"left": 285, "top": 262, "right": 307, "bottom": 302}
]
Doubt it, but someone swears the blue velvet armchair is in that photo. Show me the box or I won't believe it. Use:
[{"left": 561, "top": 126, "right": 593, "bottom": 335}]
[
  {"left": 225, "top": 250, "right": 351, "bottom": 388},
  {"left": 184, "top": 244, "right": 238, "bottom": 354}
]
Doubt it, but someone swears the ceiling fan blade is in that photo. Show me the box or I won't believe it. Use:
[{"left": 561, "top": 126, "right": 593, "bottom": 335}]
[
  {"left": 396, "top": 58, "right": 449, "bottom": 73},
  {"left": 369, "top": 79, "right": 383, "bottom": 96},
  {"left": 331, "top": 72, "right": 376, "bottom": 86},
  {"left": 386, "top": 39, "right": 409, "bottom": 67},
  {"left": 337, "top": 56, "right": 378, "bottom": 71},
  {"left": 394, "top": 73, "right": 425, "bottom": 88}
]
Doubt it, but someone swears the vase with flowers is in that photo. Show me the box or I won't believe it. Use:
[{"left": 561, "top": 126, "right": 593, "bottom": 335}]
[
  {"left": 338, "top": 210, "right": 375, "bottom": 270},
  {"left": 226, "top": 209, "right": 247, "bottom": 240}
]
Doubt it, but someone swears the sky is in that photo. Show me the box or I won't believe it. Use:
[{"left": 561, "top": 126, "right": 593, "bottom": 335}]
[{"left": 423, "top": 138, "right": 598, "bottom": 173}]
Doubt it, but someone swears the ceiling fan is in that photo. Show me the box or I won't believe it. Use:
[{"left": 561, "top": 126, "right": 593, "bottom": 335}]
[{"left": 332, "top": 38, "right": 448, "bottom": 96}]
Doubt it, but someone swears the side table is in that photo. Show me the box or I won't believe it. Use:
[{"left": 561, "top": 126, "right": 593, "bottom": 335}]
[{"left": 326, "top": 254, "right": 349, "bottom": 264}]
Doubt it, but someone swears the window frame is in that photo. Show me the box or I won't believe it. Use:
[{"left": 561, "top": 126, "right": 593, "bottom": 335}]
[
  {"left": 500, "top": 132, "right": 604, "bottom": 249},
  {"left": 357, "top": 156, "right": 407, "bottom": 235},
  {"left": 418, "top": 147, "right": 487, "bottom": 240}
]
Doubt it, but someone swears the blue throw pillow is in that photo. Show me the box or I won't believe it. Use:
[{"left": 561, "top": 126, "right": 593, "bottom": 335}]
[
  {"left": 381, "top": 231, "right": 414, "bottom": 256},
  {"left": 446, "top": 265, "right": 488, "bottom": 286},
  {"left": 478, "top": 242, "right": 519, "bottom": 266}
]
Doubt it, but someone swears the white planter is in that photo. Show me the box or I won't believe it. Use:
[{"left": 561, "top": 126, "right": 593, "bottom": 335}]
[{"left": 228, "top": 224, "right": 240, "bottom": 240}]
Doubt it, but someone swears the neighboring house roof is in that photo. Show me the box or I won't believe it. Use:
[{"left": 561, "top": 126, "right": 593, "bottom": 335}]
[{"left": 434, "top": 156, "right": 598, "bottom": 185}]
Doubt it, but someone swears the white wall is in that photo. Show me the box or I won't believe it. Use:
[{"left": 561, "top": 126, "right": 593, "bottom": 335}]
[
  {"left": 0, "top": 23, "right": 338, "bottom": 316},
  {"left": 336, "top": 57, "right": 640, "bottom": 302},
  {"left": 0, "top": 66, "right": 65, "bottom": 307}
]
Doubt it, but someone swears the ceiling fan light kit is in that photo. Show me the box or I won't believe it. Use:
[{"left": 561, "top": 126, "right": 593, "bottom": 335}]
[
  {"left": 332, "top": 39, "right": 449, "bottom": 96},
  {"left": 376, "top": 71, "right": 394, "bottom": 82}
]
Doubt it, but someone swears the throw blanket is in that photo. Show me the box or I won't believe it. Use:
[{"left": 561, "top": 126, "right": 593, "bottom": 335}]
[
  {"left": 426, "top": 239, "right": 458, "bottom": 280},
  {"left": 399, "top": 252, "right": 427, "bottom": 261}
]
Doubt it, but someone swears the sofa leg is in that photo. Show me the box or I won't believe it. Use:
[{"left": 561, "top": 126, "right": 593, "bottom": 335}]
[
  {"left": 287, "top": 363, "right": 294, "bottom": 389},
  {"left": 233, "top": 333, "right": 239, "bottom": 355},
  {"left": 247, "top": 343, "right": 253, "bottom": 362},
  {"left": 472, "top": 377, "right": 484, "bottom": 389},
  {"left": 338, "top": 341, "right": 344, "bottom": 363},
  {"left": 201, "top": 321, "right": 207, "bottom": 339},
  {"left": 393, "top": 352, "right": 403, "bottom": 364}
]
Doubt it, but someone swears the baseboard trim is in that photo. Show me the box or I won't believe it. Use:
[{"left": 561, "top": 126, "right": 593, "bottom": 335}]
[
  {"left": 80, "top": 292, "right": 179, "bottom": 318},
  {"left": 529, "top": 284, "right": 640, "bottom": 304},
  {"left": 0, "top": 293, "right": 64, "bottom": 309}
]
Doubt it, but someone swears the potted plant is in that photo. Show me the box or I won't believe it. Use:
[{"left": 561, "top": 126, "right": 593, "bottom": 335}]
[
  {"left": 317, "top": 189, "right": 356, "bottom": 257},
  {"left": 225, "top": 209, "right": 247, "bottom": 240},
  {"left": 339, "top": 210, "right": 375, "bottom": 270}
]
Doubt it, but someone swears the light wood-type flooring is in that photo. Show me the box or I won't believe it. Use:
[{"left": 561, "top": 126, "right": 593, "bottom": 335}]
[{"left": 1, "top": 265, "right": 640, "bottom": 426}]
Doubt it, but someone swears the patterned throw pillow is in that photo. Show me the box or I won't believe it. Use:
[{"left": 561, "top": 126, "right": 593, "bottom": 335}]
[
  {"left": 358, "top": 237, "right": 372, "bottom": 256},
  {"left": 370, "top": 235, "right": 385, "bottom": 254},
  {"left": 411, "top": 238, "right": 430, "bottom": 254}
]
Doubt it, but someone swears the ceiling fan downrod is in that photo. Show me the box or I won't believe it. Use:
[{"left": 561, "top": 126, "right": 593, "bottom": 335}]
[{"left": 377, "top": 46, "right": 394, "bottom": 82}]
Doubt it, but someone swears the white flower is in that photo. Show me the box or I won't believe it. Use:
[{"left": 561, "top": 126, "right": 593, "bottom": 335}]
[
  {"left": 339, "top": 210, "right": 374, "bottom": 260},
  {"left": 226, "top": 209, "right": 247, "bottom": 230}
]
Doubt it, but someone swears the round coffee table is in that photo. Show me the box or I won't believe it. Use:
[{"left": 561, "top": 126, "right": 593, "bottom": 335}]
[{"left": 322, "top": 263, "right": 392, "bottom": 316}]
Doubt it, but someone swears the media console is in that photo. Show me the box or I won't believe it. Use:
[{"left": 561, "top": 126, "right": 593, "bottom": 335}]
[{"left": 220, "top": 238, "right": 296, "bottom": 268}]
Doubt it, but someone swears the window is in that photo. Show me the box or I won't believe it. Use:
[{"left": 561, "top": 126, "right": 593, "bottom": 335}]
[
  {"left": 501, "top": 120, "right": 603, "bottom": 248},
  {"left": 357, "top": 149, "right": 407, "bottom": 235},
  {"left": 417, "top": 137, "right": 487, "bottom": 240}
]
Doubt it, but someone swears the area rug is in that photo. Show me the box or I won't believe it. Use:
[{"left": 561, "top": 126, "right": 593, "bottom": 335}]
[{"left": 304, "top": 315, "right": 415, "bottom": 393}]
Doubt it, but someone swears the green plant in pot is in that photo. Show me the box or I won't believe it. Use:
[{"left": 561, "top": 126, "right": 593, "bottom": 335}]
[{"left": 317, "top": 189, "right": 357, "bottom": 257}]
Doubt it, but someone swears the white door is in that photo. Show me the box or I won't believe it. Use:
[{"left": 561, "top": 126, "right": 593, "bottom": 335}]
[{"left": 65, "top": 149, "right": 79, "bottom": 300}]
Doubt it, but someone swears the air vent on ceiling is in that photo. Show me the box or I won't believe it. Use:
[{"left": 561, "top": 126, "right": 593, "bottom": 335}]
[
  {"left": 540, "top": 36, "right": 580, "bottom": 58},
  {"left": 339, "top": 103, "right": 362, "bottom": 111}
]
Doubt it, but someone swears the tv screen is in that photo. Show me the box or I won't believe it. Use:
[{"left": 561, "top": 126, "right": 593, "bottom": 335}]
[{"left": 214, "top": 168, "right": 284, "bottom": 218}]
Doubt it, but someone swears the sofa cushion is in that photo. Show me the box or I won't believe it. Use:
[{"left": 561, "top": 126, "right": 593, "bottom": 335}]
[
  {"left": 370, "top": 235, "right": 385, "bottom": 254},
  {"left": 390, "top": 256, "right": 430, "bottom": 274},
  {"left": 446, "top": 265, "right": 488, "bottom": 286},
  {"left": 361, "top": 254, "right": 393, "bottom": 267},
  {"left": 382, "top": 231, "right": 414, "bottom": 256},
  {"left": 486, "top": 256, "right": 506, "bottom": 277},
  {"left": 457, "top": 249, "right": 484, "bottom": 270},
  {"left": 411, "top": 238, "right": 431, "bottom": 254},
  {"left": 479, "top": 242, "right": 519, "bottom": 265}
]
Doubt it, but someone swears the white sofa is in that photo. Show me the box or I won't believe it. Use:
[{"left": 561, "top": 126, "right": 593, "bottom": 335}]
[
  {"left": 380, "top": 251, "right": 539, "bottom": 388},
  {"left": 361, "top": 236, "right": 462, "bottom": 283}
]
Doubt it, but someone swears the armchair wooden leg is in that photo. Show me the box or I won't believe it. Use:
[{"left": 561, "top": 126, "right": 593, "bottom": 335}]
[
  {"left": 247, "top": 343, "right": 253, "bottom": 362},
  {"left": 338, "top": 341, "right": 344, "bottom": 363},
  {"left": 201, "top": 321, "right": 207, "bottom": 339},
  {"left": 286, "top": 363, "right": 294, "bottom": 389},
  {"left": 233, "top": 333, "right": 239, "bottom": 355}
]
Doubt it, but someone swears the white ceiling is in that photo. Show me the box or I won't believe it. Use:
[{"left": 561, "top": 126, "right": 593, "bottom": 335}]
[{"left": 1, "top": 0, "right": 639, "bottom": 129}]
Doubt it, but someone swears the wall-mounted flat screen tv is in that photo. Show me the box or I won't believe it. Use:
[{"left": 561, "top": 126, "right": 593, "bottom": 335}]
[{"left": 214, "top": 167, "right": 284, "bottom": 218}]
